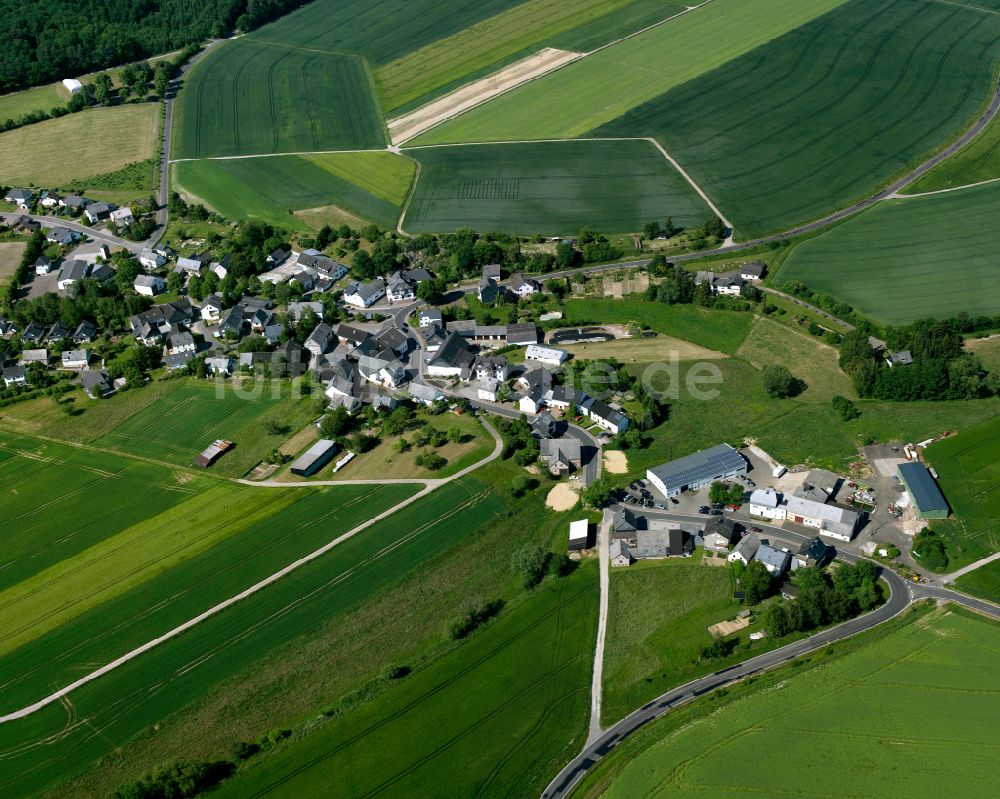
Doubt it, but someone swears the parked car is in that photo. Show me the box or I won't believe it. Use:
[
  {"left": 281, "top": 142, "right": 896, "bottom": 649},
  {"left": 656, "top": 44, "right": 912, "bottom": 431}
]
[
  {"left": 709, "top": 509, "right": 723, "bottom": 515},
  {"left": 670, "top": 497, "right": 679, "bottom": 505},
  {"left": 698, "top": 508, "right": 709, "bottom": 515},
  {"left": 726, "top": 503, "right": 741, "bottom": 512},
  {"left": 654, "top": 503, "right": 666, "bottom": 510},
  {"left": 645, "top": 499, "right": 654, "bottom": 508}
]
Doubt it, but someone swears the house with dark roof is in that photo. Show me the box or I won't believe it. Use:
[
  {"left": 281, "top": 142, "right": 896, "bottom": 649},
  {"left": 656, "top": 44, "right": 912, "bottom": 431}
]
[
  {"left": 610, "top": 507, "right": 638, "bottom": 539},
  {"left": 539, "top": 437, "right": 581, "bottom": 476},
  {"left": 531, "top": 411, "right": 558, "bottom": 438},
  {"left": 336, "top": 323, "right": 372, "bottom": 348},
  {"left": 473, "top": 355, "right": 508, "bottom": 382},
  {"left": 477, "top": 276, "right": 501, "bottom": 304},
  {"left": 84, "top": 202, "right": 111, "bottom": 223},
  {"left": 728, "top": 532, "right": 761, "bottom": 565},
  {"left": 5, "top": 188, "right": 34, "bottom": 207},
  {"left": 739, "top": 261, "right": 766, "bottom": 280},
  {"left": 610, "top": 539, "right": 634, "bottom": 567},
  {"left": 305, "top": 322, "right": 336, "bottom": 360},
  {"left": 56, "top": 259, "right": 88, "bottom": 291},
  {"left": 886, "top": 350, "right": 913, "bottom": 368},
  {"left": 72, "top": 320, "right": 97, "bottom": 343},
  {"left": 426, "top": 332, "right": 475, "bottom": 378},
  {"left": 34, "top": 256, "right": 55, "bottom": 276},
  {"left": 80, "top": 369, "right": 114, "bottom": 399},
  {"left": 20, "top": 321, "right": 44, "bottom": 343},
  {"left": 588, "top": 401, "right": 628, "bottom": 434},
  {"left": 794, "top": 537, "right": 833, "bottom": 569},
  {"left": 508, "top": 272, "right": 540, "bottom": 298},
  {"left": 506, "top": 322, "right": 539, "bottom": 346},
  {"left": 634, "top": 528, "right": 692, "bottom": 559},
  {"left": 2, "top": 365, "right": 26, "bottom": 387},
  {"left": 418, "top": 308, "right": 442, "bottom": 328},
  {"left": 46, "top": 321, "right": 70, "bottom": 343}
]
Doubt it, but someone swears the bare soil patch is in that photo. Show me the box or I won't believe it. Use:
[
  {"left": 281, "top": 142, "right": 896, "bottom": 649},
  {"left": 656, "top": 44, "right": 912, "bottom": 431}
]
[
  {"left": 603, "top": 450, "right": 629, "bottom": 474},
  {"left": 545, "top": 482, "right": 580, "bottom": 511}
]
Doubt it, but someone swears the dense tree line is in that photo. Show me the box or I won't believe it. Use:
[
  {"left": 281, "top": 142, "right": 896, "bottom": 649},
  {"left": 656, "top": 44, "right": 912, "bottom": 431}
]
[
  {"left": 0, "top": 1, "right": 303, "bottom": 93},
  {"left": 762, "top": 562, "right": 882, "bottom": 638}
]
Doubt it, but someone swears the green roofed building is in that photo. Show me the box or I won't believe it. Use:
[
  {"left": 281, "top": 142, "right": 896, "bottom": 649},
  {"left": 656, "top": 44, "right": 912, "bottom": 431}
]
[{"left": 898, "top": 462, "right": 949, "bottom": 520}]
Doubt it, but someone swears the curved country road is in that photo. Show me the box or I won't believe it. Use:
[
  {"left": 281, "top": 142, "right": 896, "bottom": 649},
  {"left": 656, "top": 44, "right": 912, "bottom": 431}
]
[
  {"left": 541, "top": 558, "right": 1000, "bottom": 799},
  {"left": 0, "top": 417, "right": 502, "bottom": 724}
]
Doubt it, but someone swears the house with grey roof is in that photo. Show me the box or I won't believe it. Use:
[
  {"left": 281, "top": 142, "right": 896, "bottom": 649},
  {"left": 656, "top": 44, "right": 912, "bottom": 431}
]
[
  {"left": 634, "top": 528, "right": 692, "bottom": 559},
  {"left": 482, "top": 263, "right": 502, "bottom": 280},
  {"left": 728, "top": 533, "right": 760, "bottom": 565},
  {"left": 84, "top": 202, "right": 111, "bottom": 223},
  {"left": 134, "top": 274, "right": 166, "bottom": 297},
  {"left": 305, "top": 322, "right": 336, "bottom": 360},
  {"left": 72, "top": 320, "right": 97, "bottom": 343},
  {"left": 60, "top": 349, "right": 89, "bottom": 369},
  {"left": 539, "top": 437, "right": 581, "bottom": 476},
  {"left": 508, "top": 272, "right": 540, "bottom": 298},
  {"left": 343, "top": 279, "right": 385, "bottom": 308},
  {"left": 57, "top": 259, "right": 89, "bottom": 291},
  {"left": 418, "top": 308, "right": 442, "bottom": 328},
  {"left": 427, "top": 332, "right": 475, "bottom": 378},
  {"left": 794, "top": 537, "right": 833, "bottom": 569},
  {"left": 754, "top": 542, "right": 790, "bottom": 575},
  {"left": 80, "top": 369, "right": 114, "bottom": 399},
  {"left": 477, "top": 276, "right": 501, "bottom": 304},
  {"left": 408, "top": 380, "right": 444, "bottom": 405},
  {"left": 647, "top": 443, "right": 747, "bottom": 498},
  {"left": 886, "top": 350, "right": 913, "bottom": 367},
  {"left": 2, "top": 365, "right": 27, "bottom": 387},
  {"left": 610, "top": 507, "right": 638, "bottom": 539},
  {"left": 46, "top": 226, "right": 80, "bottom": 246},
  {"left": 610, "top": 539, "right": 634, "bottom": 567},
  {"left": 785, "top": 493, "right": 860, "bottom": 542},
  {"left": 531, "top": 411, "right": 558, "bottom": 438},
  {"left": 739, "top": 261, "right": 766, "bottom": 280}
]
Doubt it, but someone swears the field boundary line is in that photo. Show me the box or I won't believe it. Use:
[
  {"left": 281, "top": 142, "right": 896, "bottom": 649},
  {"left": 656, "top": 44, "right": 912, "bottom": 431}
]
[
  {"left": 0, "top": 419, "right": 502, "bottom": 724},
  {"left": 934, "top": 0, "right": 1000, "bottom": 15},
  {"left": 390, "top": 0, "right": 716, "bottom": 146},
  {"left": 396, "top": 152, "right": 422, "bottom": 236},
  {"left": 894, "top": 174, "right": 1000, "bottom": 198},
  {"left": 169, "top": 147, "right": 385, "bottom": 163},
  {"left": 642, "top": 136, "right": 733, "bottom": 233}
]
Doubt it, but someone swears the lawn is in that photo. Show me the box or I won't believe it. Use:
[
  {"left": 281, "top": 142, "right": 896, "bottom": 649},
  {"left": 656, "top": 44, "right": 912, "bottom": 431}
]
[
  {"left": 563, "top": 299, "right": 754, "bottom": 355},
  {"left": 175, "top": 151, "right": 415, "bottom": 230},
  {"left": 778, "top": 181, "right": 1000, "bottom": 323},
  {"left": 602, "top": 557, "right": 744, "bottom": 724},
  {"left": 576, "top": 605, "right": 1000, "bottom": 799},
  {"left": 0, "top": 469, "right": 564, "bottom": 799},
  {"left": 411, "top": 0, "right": 848, "bottom": 145},
  {"left": 924, "top": 415, "right": 1000, "bottom": 568},
  {"left": 0, "top": 241, "right": 25, "bottom": 278},
  {"left": 966, "top": 335, "right": 1000, "bottom": 374},
  {"left": 564, "top": 335, "right": 727, "bottom": 363},
  {"left": 906, "top": 102, "right": 1000, "bottom": 192},
  {"left": 212, "top": 562, "right": 598, "bottom": 799},
  {"left": 593, "top": 0, "right": 1000, "bottom": 238},
  {"left": 374, "top": 0, "right": 685, "bottom": 113},
  {"left": 0, "top": 82, "right": 65, "bottom": 122},
  {"left": 403, "top": 140, "right": 711, "bottom": 235},
  {"left": 173, "top": 41, "right": 386, "bottom": 158},
  {"left": 0, "top": 103, "right": 159, "bottom": 186},
  {"left": 736, "top": 316, "right": 856, "bottom": 401},
  {"left": 292, "top": 409, "right": 494, "bottom": 481},
  {"left": 88, "top": 379, "right": 320, "bottom": 477},
  {"left": 955, "top": 558, "right": 1000, "bottom": 604}
]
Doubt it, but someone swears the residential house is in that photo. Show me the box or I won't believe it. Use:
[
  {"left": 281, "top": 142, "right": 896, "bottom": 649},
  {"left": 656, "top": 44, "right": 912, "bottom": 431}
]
[
  {"left": 508, "top": 272, "right": 540, "bottom": 298},
  {"left": 168, "top": 331, "right": 196, "bottom": 356},
  {"left": 60, "top": 349, "right": 89, "bottom": 369},
  {"left": 754, "top": 542, "right": 790, "bottom": 575},
  {"left": 426, "top": 332, "right": 475, "bottom": 378},
  {"left": 477, "top": 276, "right": 500, "bottom": 304},
  {"left": 134, "top": 275, "right": 166, "bottom": 297},
  {"left": 0, "top": 318, "right": 15, "bottom": 338},
  {"left": 515, "top": 367, "right": 550, "bottom": 394},
  {"left": 205, "top": 357, "right": 234, "bottom": 376},
  {"left": 46, "top": 226, "right": 79, "bottom": 246},
  {"left": 374, "top": 326, "right": 410, "bottom": 356},
  {"left": 59, "top": 194, "right": 90, "bottom": 213},
  {"left": 749, "top": 488, "right": 786, "bottom": 520},
  {"left": 647, "top": 443, "right": 747, "bottom": 498},
  {"left": 702, "top": 518, "right": 742, "bottom": 552},
  {"left": 89, "top": 262, "right": 114, "bottom": 284},
  {"left": 886, "top": 350, "right": 913, "bottom": 368},
  {"left": 513, "top": 324, "right": 552, "bottom": 349},
  {"left": 34, "top": 256, "right": 55, "bottom": 276},
  {"left": 610, "top": 507, "right": 638, "bottom": 539},
  {"left": 72, "top": 320, "right": 97, "bottom": 343},
  {"left": 288, "top": 301, "right": 324, "bottom": 322},
  {"left": 539, "top": 437, "right": 581, "bottom": 476},
  {"left": 482, "top": 263, "right": 502, "bottom": 280},
  {"left": 525, "top": 344, "right": 569, "bottom": 366},
  {"left": 548, "top": 385, "right": 589, "bottom": 416},
  {"left": 422, "top": 324, "right": 447, "bottom": 353},
  {"left": 164, "top": 352, "right": 194, "bottom": 370},
  {"left": 408, "top": 380, "right": 444, "bottom": 406},
  {"left": 200, "top": 295, "right": 224, "bottom": 323},
  {"left": 531, "top": 412, "right": 558, "bottom": 438},
  {"left": 343, "top": 279, "right": 385, "bottom": 308},
  {"left": 610, "top": 539, "right": 634, "bottom": 567},
  {"left": 139, "top": 249, "right": 167, "bottom": 270},
  {"left": 336, "top": 323, "right": 372, "bottom": 348},
  {"left": 215, "top": 307, "right": 246, "bottom": 340},
  {"left": 45, "top": 321, "right": 70, "bottom": 343},
  {"left": 695, "top": 270, "right": 745, "bottom": 296},
  {"left": 739, "top": 261, "right": 766, "bottom": 281},
  {"left": 794, "top": 537, "right": 833, "bottom": 569},
  {"left": 174, "top": 255, "right": 206, "bottom": 277},
  {"left": 634, "top": 528, "right": 692, "bottom": 559},
  {"left": 56, "top": 259, "right": 89, "bottom": 291},
  {"left": 5, "top": 188, "right": 33, "bottom": 208},
  {"left": 209, "top": 253, "right": 230, "bottom": 279},
  {"left": 588, "top": 400, "right": 628, "bottom": 434},
  {"left": 84, "top": 202, "right": 111, "bottom": 223},
  {"left": 473, "top": 355, "right": 508, "bottom": 382},
  {"left": 80, "top": 369, "right": 114, "bottom": 398},
  {"left": 2, "top": 365, "right": 27, "bottom": 387},
  {"left": 20, "top": 321, "right": 44, "bottom": 343},
  {"left": 418, "top": 308, "right": 442, "bottom": 328},
  {"left": 305, "top": 322, "right": 337, "bottom": 360},
  {"left": 519, "top": 385, "right": 545, "bottom": 414},
  {"left": 129, "top": 299, "right": 196, "bottom": 345},
  {"left": 385, "top": 271, "right": 417, "bottom": 302},
  {"left": 728, "top": 532, "right": 760, "bottom": 565},
  {"left": 477, "top": 378, "right": 499, "bottom": 402},
  {"left": 110, "top": 207, "right": 134, "bottom": 227},
  {"left": 20, "top": 348, "right": 49, "bottom": 365},
  {"left": 39, "top": 190, "right": 61, "bottom": 209},
  {"left": 266, "top": 248, "right": 291, "bottom": 268}
]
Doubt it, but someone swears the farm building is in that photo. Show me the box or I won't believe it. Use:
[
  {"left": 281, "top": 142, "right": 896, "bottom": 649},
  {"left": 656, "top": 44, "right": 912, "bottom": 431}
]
[
  {"left": 749, "top": 488, "right": 786, "bottom": 520},
  {"left": 568, "top": 519, "right": 589, "bottom": 551},
  {"left": 610, "top": 539, "right": 633, "bottom": 567},
  {"left": 506, "top": 322, "right": 539, "bottom": 345},
  {"left": 647, "top": 443, "right": 747, "bottom": 497},
  {"left": 195, "top": 439, "right": 234, "bottom": 467},
  {"left": 784, "top": 492, "right": 860, "bottom": 541},
  {"left": 897, "top": 462, "right": 949, "bottom": 520},
  {"left": 634, "top": 529, "right": 693, "bottom": 559},
  {"left": 62, "top": 78, "right": 83, "bottom": 94},
  {"left": 289, "top": 439, "right": 338, "bottom": 477},
  {"left": 525, "top": 344, "right": 569, "bottom": 366}
]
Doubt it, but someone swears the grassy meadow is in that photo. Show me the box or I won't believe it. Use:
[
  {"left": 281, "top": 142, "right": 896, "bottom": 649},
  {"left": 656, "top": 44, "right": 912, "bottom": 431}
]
[
  {"left": 778, "top": 181, "right": 1000, "bottom": 323},
  {"left": 404, "top": 140, "right": 710, "bottom": 235},
  {"left": 213, "top": 562, "right": 598, "bottom": 799},
  {"left": 0, "top": 104, "right": 159, "bottom": 186},
  {"left": 0, "top": 241, "right": 26, "bottom": 278},
  {"left": 577, "top": 606, "right": 1000, "bottom": 799},
  {"left": 173, "top": 42, "right": 386, "bottom": 158},
  {"left": 907, "top": 105, "right": 1000, "bottom": 192},
  {"left": 0, "top": 83, "right": 65, "bottom": 122},
  {"left": 955, "top": 559, "right": 1000, "bottom": 603},
  {"left": 966, "top": 335, "right": 1000, "bottom": 374},
  {"left": 175, "top": 152, "right": 415, "bottom": 230},
  {"left": 594, "top": 0, "right": 1000, "bottom": 237},
  {"left": 412, "top": 0, "right": 848, "bottom": 144},
  {"left": 924, "top": 415, "right": 1000, "bottom": 568}
]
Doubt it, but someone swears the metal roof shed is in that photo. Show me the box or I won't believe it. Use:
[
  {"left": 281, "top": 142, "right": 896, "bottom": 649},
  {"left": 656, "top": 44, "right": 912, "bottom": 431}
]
[
  {"left": 898, "top": 462, "right": 949, "bottom": 519},
  {"left": 290, "top": 439, "right": 338, "bottom": 477},
  {"left": 646, "top": 443, "right": 747, "bottom": 497},
  {"left": 568, "top": 519, "right": 589, "bottom": 551}
]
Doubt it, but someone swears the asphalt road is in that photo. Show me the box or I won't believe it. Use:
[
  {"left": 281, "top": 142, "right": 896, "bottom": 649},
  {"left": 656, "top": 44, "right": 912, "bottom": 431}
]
[
  {"left": 540, "top": 506, "right": 1000, "bottom": 799},
  {"left": 2, "top": 213, "right": 144, "bottom": 254}
]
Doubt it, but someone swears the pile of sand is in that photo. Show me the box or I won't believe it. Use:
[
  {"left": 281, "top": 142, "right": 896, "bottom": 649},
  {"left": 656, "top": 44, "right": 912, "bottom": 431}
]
[
  {"left": 546, "top": 482, "right": 580, "bottom": 511},
  {"left": 603, "top": 450, "right": 628, "bottom": 474}
]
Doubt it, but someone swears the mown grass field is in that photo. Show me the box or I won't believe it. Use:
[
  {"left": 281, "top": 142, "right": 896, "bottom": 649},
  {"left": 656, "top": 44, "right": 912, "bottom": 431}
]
[
  {"left": 0, "top": 474, "right": 531, "bottom": 798},
  {"left": 576, "top": 606, "right": 1000, "bottom": 799},
  {"left": 778, "top": 181, "right": 1000, "bottom": 323},
  {"left": 956, "top": 558, "right": 1000, "bottom": 603},
  {"left": 0, "top": 241, "right": 25, "bottom": 278},
  {"left": 175, "top": 152, "right": 415, "bottom": 230},
  {"left": 564, "top": 335, "right": 726, "bottom": 363},
  {"left": 375, "top": 0, "right": 685, "bottom": 113},
  {"left": 412, "top": 0, "right": 847, "bottom": 145},
  {"left": 0, "top": 104, "right": 159, "bottom": 186},
  {"left": 908, "top": 97, "right": 1000, "bottom": 192},
  {"left": 89, "top": 379, "right": 317, "bottom": 476},
  {"left": 213, "top": 563, "right": 598, "bottom": 799},
  {"left": 404, "top": 140, "right": 710, "bottom": 235},
  {"left": 174, "top": 42, "right": 385, "bottom": 158},
  {"left": 0, "top": 83, "right": 64, "bottom": 123},
  {"left": 924, "top": 415, "right": 1000, "bottom": 568},
  {"left": 966, "top": 335, "right": 1000, "bottom": 374},
  {"left": 602, "top": 557, "right": 743, "bottom": 724},
  {"left": 563, "top": 299, "right": 754, "bottom": 355},
  {"left": 594, "top": 0, "right": 1000, "bottom": 238},
  {"left": 736, "top": 316, "right": 856, "bottom": 401}
]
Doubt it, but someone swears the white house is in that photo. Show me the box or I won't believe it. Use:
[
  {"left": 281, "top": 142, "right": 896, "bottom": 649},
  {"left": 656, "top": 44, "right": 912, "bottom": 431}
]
[
  {"left": 60, "top": 349, "right": 90, "bottom": 369},
  {"left": 748, "top": 488, "right": 786, "bottom": 520},
  {"left": 134, "top": 275, "right": 166, "bottom": 297},
  {"left": 343, "top": 280, "right": 385, "bottom": 308},
  {"left": 110, "top": 207, "right": 135, "bottom": 227},
  {"left": 525, "top": 344, "right": 570, "bottom": 366},
  {"left": 175, "top": 256, "right": 205, "bottom": 276},
  {"left": 728, "top": 533, "right": 760, "bottom": 566},
  {"left": 5, "top": 188, "right": 33, "bottom": 209},
  {"left": 477, "top": 378, "right": 499, "bottom": 402},
  {"left": 206, "top": 357, "right": 233, "bottom": 376},
  {"left": 34, "top": 256, "right": 55, "bottom": 276},
  {"left": 509, "top": 272, "right": 540, "bottom": 298},
  {"left": 418, "top": 308, "right": 442, "bottom": 328},
  {"left": 519, "top": 386, "right": 544, "bottom": 414},
  {"left": 56, "top": 259, "right": 88, "bottom": 291},
  {"left": 588, "top": 400, "right": 628, "bottom": 434},
  {"left": 139, "top": 249, "right": 166, "bottom": 270},
  {"left": 200, "top": 294, "right": 223, "bottom": 323},
  {"left": 84, "top": 202, "right": 111, "bottom": 223},
  {"left": 754, "top": 542, "right": 790, "bottom": 575},
  {"left": 739, "top": 262, "right": 765, "bottom": 281},
  {"left": 40, "top": 191, "right": 61, "bottom": 209}
]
